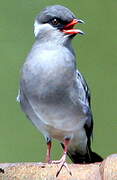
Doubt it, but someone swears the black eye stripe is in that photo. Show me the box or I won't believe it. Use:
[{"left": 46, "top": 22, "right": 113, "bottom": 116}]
[
  {"left": 49, "top": 17, "right": 69, "bottom": 27},
  {"left": 41, "top": 16, "right": 70, "bottom": 29},
  {"left": 51, "top": 18, "right": 60, "bottom": 25}
]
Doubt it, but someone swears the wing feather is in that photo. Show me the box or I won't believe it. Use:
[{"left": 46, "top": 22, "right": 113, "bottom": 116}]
[{"left": 76, "top": 69, "right": 93, "bottom": 143}]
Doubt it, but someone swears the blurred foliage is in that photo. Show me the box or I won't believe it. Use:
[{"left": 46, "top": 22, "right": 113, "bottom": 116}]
[{"left": 0, "top": 0, "right": 116, "bottom": 162}]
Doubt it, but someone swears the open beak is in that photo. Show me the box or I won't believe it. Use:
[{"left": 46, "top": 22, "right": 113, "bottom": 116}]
[{"left": 62, "top": 19, "right": 85, "bottom": 35}]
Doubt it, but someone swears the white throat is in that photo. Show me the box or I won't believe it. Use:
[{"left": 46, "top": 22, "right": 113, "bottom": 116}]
[
  {"left": 33, "top": 20, "right": 70, "bottom": 46},
  {"left": 34, "top": 21, "right": 41, "bottom": 37},
  {"left": 34, "top": 20, "right": 55, "bottom": 38}
]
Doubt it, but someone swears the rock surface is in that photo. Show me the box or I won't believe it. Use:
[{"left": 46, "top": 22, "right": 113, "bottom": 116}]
[{"left": 0, "top": 154, "right": 116, "bottom": 180}]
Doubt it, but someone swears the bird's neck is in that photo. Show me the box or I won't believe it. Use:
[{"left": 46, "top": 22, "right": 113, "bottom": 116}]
[
  {"left": 35, "top": 36, "right": 75, "bottom": 58},
  {"left": 36, "top": 30, "right": 72, "bottom": 46}
]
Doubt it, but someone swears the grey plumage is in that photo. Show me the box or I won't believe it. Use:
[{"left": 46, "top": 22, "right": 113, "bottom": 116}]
[
  {"left": 17, "top": 5, "right": 103, "bottom": 164},
  {"left": 37, "top": 5, "right": 75, "bottom": 24}
]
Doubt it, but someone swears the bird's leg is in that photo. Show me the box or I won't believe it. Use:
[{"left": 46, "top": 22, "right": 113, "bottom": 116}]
[
  {"left": 52, "top": 138, "right": 72, "bottom": 177},
  {"left": 45, "top": 138, "right": 52, "bottom": 163}
]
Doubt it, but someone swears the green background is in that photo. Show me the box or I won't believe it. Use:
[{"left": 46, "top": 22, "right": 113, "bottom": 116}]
[{"left": 0, "top": 0, "right": 116, "bottom": 163}]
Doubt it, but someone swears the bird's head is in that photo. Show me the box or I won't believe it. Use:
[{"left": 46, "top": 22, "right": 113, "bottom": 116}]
[{"left": 34, "top": 5, "right": 85, "bottom": 42}]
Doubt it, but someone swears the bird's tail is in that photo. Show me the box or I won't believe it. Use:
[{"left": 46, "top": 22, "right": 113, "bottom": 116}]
[{"left": 67, "top": 150, "right": 103, "bottom": 164}]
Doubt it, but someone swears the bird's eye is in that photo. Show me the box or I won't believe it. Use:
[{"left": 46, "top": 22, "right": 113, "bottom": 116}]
[{"left": 51, "top": 18, "right": 60, "bottom": 26}]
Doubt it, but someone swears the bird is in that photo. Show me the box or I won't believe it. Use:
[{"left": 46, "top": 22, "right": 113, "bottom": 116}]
[{"left": 17, "top": 5, "right": 103, "bottom": 176}]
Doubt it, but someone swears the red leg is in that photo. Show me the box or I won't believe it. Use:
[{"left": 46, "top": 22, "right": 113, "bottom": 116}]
[
  {"left": 45, "top": 141, "right": 52, "bottom": 163},
  {"left": 51, "top": 138, "right": 72, "bottom": 177},
  {"left": 64, "top": 138, "right": 70, "bottom": 153}
]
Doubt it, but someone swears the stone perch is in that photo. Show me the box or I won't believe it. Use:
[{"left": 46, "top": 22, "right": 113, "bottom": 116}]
[{"left": 0, "top": 154, "right": 116, "bottom": 180}]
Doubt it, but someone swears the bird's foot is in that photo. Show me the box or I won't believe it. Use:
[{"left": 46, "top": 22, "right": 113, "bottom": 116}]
[
  {"left": 50, "top": 153, "right": 72, "bottom": 177},
  {"left": 56, "top": 161, "right": 72, "bottom": 177}
]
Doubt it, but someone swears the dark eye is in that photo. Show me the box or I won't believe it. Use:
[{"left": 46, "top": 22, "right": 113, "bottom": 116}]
[{"left": 51, "top": 18, "right": 60, "bottom": 26}]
